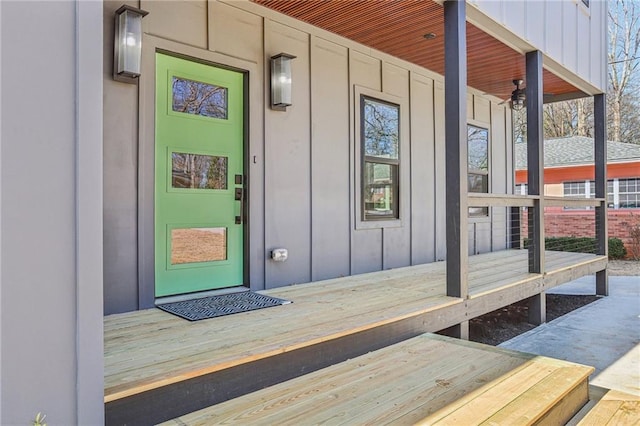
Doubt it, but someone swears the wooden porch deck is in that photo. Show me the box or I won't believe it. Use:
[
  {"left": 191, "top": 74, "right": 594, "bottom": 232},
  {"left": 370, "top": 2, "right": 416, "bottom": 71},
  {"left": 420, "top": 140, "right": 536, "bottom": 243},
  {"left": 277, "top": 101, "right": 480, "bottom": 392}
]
[
  {"left": 162, "top": 334, "right": 594, "bottom": 425},
  {"left": 104, "top": 249, "right": 606, "bottom": 424}
]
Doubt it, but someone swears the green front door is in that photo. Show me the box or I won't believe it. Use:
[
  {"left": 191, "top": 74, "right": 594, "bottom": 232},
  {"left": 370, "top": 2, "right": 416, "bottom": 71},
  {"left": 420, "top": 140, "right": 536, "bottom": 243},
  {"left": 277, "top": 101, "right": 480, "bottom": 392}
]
[{"left": 155, "top": 53, "right": 244, "bottom": 297}]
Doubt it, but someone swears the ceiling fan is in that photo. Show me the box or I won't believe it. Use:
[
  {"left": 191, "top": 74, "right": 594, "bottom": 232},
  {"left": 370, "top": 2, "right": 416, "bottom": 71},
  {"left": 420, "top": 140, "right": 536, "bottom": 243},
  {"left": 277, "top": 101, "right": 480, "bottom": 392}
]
[
  {"left": 497, "top": 79, "right": 554, "bottom": 110},
  {"left": 508, "top": 79, "right": 526, "bottom": 110}
]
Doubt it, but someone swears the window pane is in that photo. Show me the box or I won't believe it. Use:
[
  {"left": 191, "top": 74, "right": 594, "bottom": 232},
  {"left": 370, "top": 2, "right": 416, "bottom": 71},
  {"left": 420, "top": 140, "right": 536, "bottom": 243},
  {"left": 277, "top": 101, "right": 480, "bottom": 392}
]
[
  {"left": 363, "top": 161, "right": 397, "bottom": 219},
  {"left": 467, "top": 125, "right": 489, "bottom": 217},
  {"left": 515, "top": 184, "right": 528, "bottom": 195},
  {"left": 468, "top": 125, "right": 489, "bottom": 171},
  {"left": 172, "top": 152, "right": 227, "bottom": 189},
  {"left": 469, "top": 206, "right": 489, "bottom": 217},
  {"left": 171, "top": 227, "right": 227, "bottom": 264},
  {"left": 564, "top": 181, "right": 585, "bottom": 197},
  {"left": 468, "top": 173, "right": 488, "bottom": 193},
  {"left": 618, "top": 178, "right": 640, "bottom": 209},
  {"left": 172, "top": 76, "right": 228, "bottom": 119},
  {"left": 363, "top": 98, "right": 399, "bottom": 159}
]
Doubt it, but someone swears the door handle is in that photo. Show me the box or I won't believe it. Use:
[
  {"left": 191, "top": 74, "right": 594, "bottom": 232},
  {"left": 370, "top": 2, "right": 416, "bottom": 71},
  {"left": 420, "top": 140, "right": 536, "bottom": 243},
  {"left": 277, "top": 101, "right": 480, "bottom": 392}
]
[{"left": 235, "top": 187, "right": 244, "bottom": 224}]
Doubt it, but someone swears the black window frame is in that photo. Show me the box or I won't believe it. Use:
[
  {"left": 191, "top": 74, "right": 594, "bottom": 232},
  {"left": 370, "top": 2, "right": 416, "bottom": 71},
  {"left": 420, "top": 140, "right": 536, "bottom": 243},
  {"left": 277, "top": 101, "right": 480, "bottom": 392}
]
[{"left": 360, "top": 95, "right": 400, "bottom": 221}]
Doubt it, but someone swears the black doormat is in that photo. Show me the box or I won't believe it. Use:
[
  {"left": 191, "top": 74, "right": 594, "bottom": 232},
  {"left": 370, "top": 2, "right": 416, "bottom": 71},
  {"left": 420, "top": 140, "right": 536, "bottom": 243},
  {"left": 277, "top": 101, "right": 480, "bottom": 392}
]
[{"left": 157, "top": 291, "right": 291, "bottom": 321}]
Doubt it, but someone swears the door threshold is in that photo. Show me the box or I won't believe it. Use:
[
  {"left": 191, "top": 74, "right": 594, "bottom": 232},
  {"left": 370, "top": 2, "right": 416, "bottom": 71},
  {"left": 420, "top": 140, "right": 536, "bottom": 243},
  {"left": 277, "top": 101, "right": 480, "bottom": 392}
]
[{"left": 155, "top": 286, "right": 249, "bottom": 305}]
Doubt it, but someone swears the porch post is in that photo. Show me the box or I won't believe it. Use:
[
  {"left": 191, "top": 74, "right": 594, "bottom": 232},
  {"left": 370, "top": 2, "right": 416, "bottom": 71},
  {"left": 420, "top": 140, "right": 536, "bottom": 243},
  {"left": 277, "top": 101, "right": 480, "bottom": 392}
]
[
  {"left": 526, "top": 50, "right": 544, "bottom": 274},
  {"left": 439, "top": 321, "right": 469, "bottom": 340},
  {"left": 526, "top": 50, "right": 546, "bottom": 324},
  {"left": 444, "top": 0, "right": 468, "bottom": 309},
  {"left": 594, "top": 93, "right": 608, "bottom": 295}
]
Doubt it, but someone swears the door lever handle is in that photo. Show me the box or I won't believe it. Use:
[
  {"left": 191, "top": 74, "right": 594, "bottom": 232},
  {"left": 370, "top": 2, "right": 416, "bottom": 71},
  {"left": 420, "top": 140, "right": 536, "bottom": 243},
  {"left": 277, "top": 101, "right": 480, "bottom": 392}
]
[{"left": 235, "top": 187, "right": 244, "bottom": 224}]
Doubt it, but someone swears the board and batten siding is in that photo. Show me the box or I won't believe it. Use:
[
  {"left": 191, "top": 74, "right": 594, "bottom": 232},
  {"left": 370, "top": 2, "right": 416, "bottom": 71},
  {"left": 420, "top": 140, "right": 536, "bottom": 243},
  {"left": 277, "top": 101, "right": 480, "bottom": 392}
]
[
  {"left": 103, "top": 0, "right": 513, "bottom": 314},
  {"left": 469, "top": 0, "right": 607, "bottom": 92},
  {"left": 2, "top": 1, "right": 104, "bottom": 422}
]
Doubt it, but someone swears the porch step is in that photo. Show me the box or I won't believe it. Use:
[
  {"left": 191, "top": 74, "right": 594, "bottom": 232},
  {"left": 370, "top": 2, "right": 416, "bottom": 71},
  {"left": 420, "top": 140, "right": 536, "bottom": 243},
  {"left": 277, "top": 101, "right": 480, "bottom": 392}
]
[
  {"left": 162, "top": 333, "right": 593, "bottom": 425},
  {"left": 576, "top": 388, "right": 640, "bottom": 425}
]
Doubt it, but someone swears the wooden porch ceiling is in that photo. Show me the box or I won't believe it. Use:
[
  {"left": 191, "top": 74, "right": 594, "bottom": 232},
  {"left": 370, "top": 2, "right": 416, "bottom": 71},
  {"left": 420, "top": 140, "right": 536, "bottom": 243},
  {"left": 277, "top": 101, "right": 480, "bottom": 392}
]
[{"left": 253, "top": 0, "right": 582, "bottom": 101}]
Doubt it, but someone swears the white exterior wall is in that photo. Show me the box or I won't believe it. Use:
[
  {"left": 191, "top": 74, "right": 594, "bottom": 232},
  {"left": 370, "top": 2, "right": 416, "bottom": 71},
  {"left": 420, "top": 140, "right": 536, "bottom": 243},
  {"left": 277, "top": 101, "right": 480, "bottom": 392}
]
[
  {"left": 468, "top": 0, "right": 608, "bottom": 93},
  {"left": 0, "top": 1, "right": 104, "bottom": 423}
]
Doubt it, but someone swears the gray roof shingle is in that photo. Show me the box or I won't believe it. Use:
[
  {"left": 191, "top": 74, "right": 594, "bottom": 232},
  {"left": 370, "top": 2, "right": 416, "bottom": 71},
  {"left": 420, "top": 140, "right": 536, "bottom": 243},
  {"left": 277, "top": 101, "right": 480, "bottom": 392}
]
[{"left": 515, "top": 136, "right": 640, "bottom": 169}]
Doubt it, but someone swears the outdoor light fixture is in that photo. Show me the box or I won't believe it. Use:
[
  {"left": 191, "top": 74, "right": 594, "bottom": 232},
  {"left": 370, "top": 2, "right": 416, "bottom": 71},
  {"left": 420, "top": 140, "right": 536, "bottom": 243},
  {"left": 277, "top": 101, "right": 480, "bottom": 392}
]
[
  {"left": 510, "top": 79, "right": 526, "bottom": 111},
  {"left": 114, "top": 5, "right": 148, "bottom": 83},
  {"left": 270, "top": 53, "right": 296, "bottom": 110}
]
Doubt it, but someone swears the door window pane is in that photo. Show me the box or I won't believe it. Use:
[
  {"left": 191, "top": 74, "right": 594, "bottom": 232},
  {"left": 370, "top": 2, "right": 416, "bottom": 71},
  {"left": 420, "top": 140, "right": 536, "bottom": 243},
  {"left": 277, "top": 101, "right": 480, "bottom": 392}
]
[
  {"left": 171, "top": 227, "right": 227, "bottom": 264},
  {"left": 172, "top": 152, "right": 227, "bottom": 190},
  {"left": 172, "top": 76, "right": 228, "bottom": 119}
]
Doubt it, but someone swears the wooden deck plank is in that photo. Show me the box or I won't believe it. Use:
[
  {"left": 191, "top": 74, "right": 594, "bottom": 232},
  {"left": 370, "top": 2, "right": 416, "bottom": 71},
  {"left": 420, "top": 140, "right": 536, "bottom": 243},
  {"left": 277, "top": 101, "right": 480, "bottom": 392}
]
[
  {"left": 470, "top": 273, "right": 540, "bottom": 297},
  {"left": 578, "top": 390, "right": 640, "bottom": 426},
  {"left": 196, "top": 338, "right": 452, "bottom": 418},
  {"left": 162, "top": 334, "right": 592, "bottom": 426},
  {"left": 105, "top": 249, "right": 605, "bottom": 405},
  {"left": 106, "top": 296, "right": 461, "bottom": 400},
  {"left": 278, "top": 345, "right": 503, "bottom": 425},
  {"left": 470, "top": 251, "right": 605, "bottom": 297},
  {"left": 480, "top": 366, "right": 593, "bottom": 425},
  {"left": 104, "top": 289, "right": 453, "bottom": 362},
  {"left": 335, "top": 351, "right": 529, "bottom": 425},
  {"left": 419, "top": 362, "right": 558, "bottom": 424},
  {"left": 160, "top": 335, "right": 523, "bottom": 424},
  {"left": 105, "top": 283, "right": 446, "bottom": 355},
  {"left": 607, "top": 402, "right": 640, "bottom": 425},
  {"left": 210, "top": 338, "right": 470, "bottom": 425}
]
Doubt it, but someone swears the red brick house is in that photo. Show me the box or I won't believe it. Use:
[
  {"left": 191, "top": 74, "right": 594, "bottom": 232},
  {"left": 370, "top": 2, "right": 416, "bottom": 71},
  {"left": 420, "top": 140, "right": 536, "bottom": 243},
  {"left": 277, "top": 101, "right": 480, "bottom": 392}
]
[{"left": 515, "top": 136, "right": 640, "bottom": 257}]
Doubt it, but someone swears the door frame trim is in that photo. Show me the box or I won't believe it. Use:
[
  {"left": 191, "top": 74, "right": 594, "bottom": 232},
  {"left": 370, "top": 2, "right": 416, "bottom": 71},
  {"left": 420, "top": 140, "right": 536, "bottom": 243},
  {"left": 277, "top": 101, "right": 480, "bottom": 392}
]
[{"left": 138, "top": 35, "right": 263, "bottom": 309}]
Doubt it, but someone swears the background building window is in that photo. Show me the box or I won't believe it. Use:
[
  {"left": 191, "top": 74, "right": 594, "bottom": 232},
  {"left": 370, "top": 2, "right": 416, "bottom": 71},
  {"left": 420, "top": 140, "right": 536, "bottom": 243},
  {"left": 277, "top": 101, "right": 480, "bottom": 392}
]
[
  {"left": 515, "top": 184, "right": 528, "bottom": 195},
  {"left": 361, "top": 96, "right": 400, "bottom": 220},
  {"left": 563, "top": 179, "right": 618, "bottom": 209},
  {"left": 618, "top": 178, "right": 640, "bottom": 208},
  {"left": 468, "top": 124, "right": 489, "bottom": 217}
]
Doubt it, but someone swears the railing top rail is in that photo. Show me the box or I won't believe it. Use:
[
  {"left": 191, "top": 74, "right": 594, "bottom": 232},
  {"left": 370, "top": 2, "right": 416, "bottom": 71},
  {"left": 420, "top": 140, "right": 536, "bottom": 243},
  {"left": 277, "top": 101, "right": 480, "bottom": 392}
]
[
  {"left": 467, "top": 193, "right": 537, "bottom": 207},
  {"left": 467, "top": 194, "right": 606, "bottom": 208}
]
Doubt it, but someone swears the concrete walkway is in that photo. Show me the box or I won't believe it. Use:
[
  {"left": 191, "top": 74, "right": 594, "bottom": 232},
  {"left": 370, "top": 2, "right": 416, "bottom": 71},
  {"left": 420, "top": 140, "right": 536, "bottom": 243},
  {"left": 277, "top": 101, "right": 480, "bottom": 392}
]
[{"left": 500, "top": 276, "right": 640, "bottom": 396}]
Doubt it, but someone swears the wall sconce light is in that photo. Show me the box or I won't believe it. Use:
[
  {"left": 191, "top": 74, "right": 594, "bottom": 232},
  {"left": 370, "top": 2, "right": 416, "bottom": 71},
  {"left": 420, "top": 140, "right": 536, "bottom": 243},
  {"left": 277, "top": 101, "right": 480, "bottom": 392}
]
[
  {"left": 270, "top": 53, "right": 296, "bottom": 110},
  {"left": 113, "top": 5, "right": 148, "bottom": 84}
]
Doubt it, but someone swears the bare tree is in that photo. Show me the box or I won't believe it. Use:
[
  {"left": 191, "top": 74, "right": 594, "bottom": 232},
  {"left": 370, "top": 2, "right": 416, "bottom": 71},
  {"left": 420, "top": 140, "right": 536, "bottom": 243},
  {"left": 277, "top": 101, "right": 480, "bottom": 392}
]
[
  {"left": 608, "top": 0, "right": 640, "bottom": 144},
  {"left": 543, "top": 98, "right": 593, "bottom": 139},
  {"left": 514, "top": 0, "right": 640, "bottom": 145}
]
